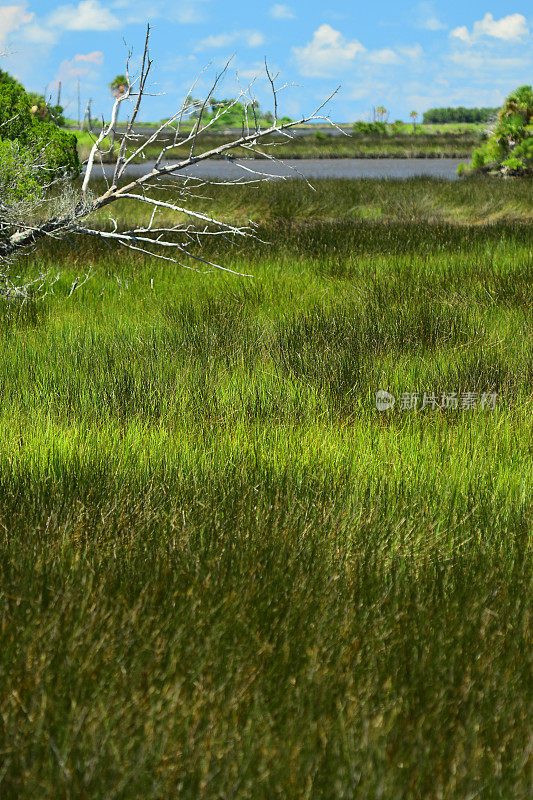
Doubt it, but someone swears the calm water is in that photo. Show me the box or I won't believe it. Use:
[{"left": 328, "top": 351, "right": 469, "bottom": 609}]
[{"left": 89, "top": 158, "right": 463, "bottom": 182}]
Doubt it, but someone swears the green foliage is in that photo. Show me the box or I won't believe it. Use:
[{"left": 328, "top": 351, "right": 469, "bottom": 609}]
[
  {"left": 465, "top": 86, "right": 533, "bottom": 176},
  {"left": 423, "top": 106, "right": 499, "bottom": 124},
  {"left": 0, "top": 139, "right": 42, "bottom": 201},
  {"left": 0, "top": 68, "right": 23, "bottom": 89},
  {"left": 508, "top": 135, "right": 533, "bottom": 164},
  {"left": 26, "top": 91, "right": 66, "bottom": 126},
  {"left": 440, "top": 107, "right": 498, "bottom": 124},
  {"left": 352, "top": 120, "right": 387, "bottom": 135},
  {"left": 109, "top": 74, "right": 128, "bottom": 96},
  {"left": 0, "top": 81, "right": 32, "bottom": 140},
  {"left": 0, "top": 76, "right": 79, "bottom": 201}
]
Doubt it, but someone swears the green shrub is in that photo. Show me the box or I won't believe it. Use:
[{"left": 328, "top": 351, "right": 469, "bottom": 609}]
[
  {"left": 0, "top": 75, "right": 79, "bottom": 200},
  {"left": 352, "top": 121, "right": 387, "bottom": 135},
  {"left": 0, "top": 139, "right": 42, "bottom": 201},
  {"left": 0, "top": 69, "right": 23, "bottom": 90},
  {"left": 464, "top": 85, "right": 532, "bottom": 176}
]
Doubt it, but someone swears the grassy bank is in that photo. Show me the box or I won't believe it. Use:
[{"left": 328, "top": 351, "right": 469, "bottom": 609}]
[
  {"left": 0, "top": 178, "right": 531, "bottom": 798},
  {"left": 75, "top": 130, "right": 483, "bottom": 162}
]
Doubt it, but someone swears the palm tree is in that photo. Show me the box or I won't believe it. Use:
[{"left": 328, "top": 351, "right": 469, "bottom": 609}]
[
  {"left": 409, "top": 110, "right": 418, "bottom": 132},
  {"left": 109, "top": 75, "right": 128, "bottom": 99}
]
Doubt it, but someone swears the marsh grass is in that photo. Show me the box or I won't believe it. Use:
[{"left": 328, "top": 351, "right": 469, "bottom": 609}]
[
  {"left": 80, "top": 174, "right": 533, "bottom": 229},
  {"left": 0, "top": 178, "right": 531, "bottom": 798},
  {"left": 75, "top": 131, "right": 482, "bottom": 162}
]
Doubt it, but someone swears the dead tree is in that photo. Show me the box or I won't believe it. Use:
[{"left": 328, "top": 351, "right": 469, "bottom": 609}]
[{"left": 0, "top": 25, "right": 338, "bottom": 296}]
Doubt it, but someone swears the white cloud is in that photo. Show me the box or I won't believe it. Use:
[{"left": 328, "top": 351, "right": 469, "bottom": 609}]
[
  {"left": 448, "top": 50, "right": 529, "bottom": 71},
  {"left": 245, "top": 31, "right": 264, "bottom": 47},
  {"left": 0, "top": 4, "right": 34, "bottom": 45},
  {"left": 424, "top": 17, "right": 446, "bottom": 31},
  {"left": 368, "top": 48, "right": 400, "bottom": 64},
  {"left": 450, "top": 26, "right": 470, "bottom": 43},
  {"left": 112, "top": 0, "right": 210, "bottom": 25},
  {"left": 56, "top": 58, "right": 91, "bottom": 81},
  {"left": 170, "top": 1, "right": 209, "bottom": 24},
  {"left": 22, "top": 24, "right": 58, "bottom": 45},
  {"left": 415, "top": 2, "right": 446, "bottom": 31},
  {"left": 293, "top": 25, "right": 423, "bottom": 76},
  {"left": 195, "top": 30, "right": 265, "bottom": 51},
  {"left": 450, "top": 13, "right": 529, "bottom": 44},
  {"left": 55, "top": 51, "right": 105, "bottom": 84},
  {"left": 293, "top": 24, "right": 365, "bottom": 77},
  {"left": 74, "top": 50, "right": 104, "bottom": 64},
  {"left": 398, "top": 44, "right": 423, "bottom": 59},
  {"left": 269, "top": 4, "right": 295, "bottom": 19},
  {"left": 47, "top": 1, "right": 120, "bottom": 32}
]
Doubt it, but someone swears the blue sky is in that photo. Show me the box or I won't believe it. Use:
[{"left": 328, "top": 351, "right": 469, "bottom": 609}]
[{"left": 1, "top": 1, "right": 531, "bottom": 121}]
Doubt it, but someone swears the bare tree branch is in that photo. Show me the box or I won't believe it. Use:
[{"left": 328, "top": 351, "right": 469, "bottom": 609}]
[{"left": 0, "top": 25, "right": 338, "bottom": 295}]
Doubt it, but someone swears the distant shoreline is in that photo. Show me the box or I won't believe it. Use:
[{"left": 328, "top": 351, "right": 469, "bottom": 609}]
[{"left": 73, "top": 128, "right": 480, "bottom": 164}]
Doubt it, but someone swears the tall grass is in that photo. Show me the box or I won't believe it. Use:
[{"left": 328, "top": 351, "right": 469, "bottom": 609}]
[
  {"left": 0, "top": 178, "right": 531, "bottom": 798},
  {"left": 75, "top": 131, "right": 483, "bottom": 162},
  {"left": 83, "top": 174, "right": 533, "bottom": 229}
]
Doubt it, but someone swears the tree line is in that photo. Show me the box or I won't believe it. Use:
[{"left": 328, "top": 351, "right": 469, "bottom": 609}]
[{"left": 422, "top": 106, "right": 499, "bottom": 124}]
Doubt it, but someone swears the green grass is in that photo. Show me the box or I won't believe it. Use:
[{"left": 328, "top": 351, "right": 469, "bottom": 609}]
[
  {"left": 74, "top": 129, "right": 483, "bottom": 162},
  {"left": 85, "top": 173, "right": 533, "bottom": 229},
  {"left": 0, "top": 177, "right": 531, "bottom": 798}
]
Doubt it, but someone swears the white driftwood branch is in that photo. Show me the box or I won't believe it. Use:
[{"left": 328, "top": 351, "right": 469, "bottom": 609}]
[{"left": 0, "top": 24, "right": 338, "bottom": 291}]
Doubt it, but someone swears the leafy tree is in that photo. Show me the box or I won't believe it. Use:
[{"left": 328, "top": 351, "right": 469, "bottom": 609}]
[
  {"left": 0, "top": 76, "right": 79, "bottom": 189},
  {"left": 462, "top": 86, "right": 532, "bottom": 176}
]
